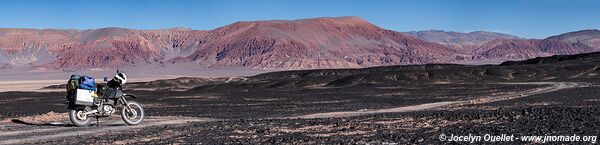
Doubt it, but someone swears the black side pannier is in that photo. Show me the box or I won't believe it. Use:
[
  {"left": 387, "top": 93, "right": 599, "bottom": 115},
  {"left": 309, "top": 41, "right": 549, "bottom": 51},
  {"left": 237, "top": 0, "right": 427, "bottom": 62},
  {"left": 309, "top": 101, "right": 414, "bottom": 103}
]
[{"left": 101, "top": 88, "right": 123, "bottom": 99}]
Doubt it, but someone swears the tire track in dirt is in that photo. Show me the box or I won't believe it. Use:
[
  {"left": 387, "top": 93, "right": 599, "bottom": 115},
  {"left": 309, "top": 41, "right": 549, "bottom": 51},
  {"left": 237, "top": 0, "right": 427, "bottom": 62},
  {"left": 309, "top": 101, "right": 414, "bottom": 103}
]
[
  {"left": 292, "top": 82, "right": 588, "bottom": 119},
  {"left": 0, "top": 116, "right": 214, "bottom": 145}
]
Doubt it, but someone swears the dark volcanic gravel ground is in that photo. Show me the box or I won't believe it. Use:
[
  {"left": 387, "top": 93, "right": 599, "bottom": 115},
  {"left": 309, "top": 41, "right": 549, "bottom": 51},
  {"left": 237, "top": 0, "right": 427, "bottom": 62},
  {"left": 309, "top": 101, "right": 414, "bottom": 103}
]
[
  {"left": 485, "top": 86, "right": 600, "bottom": 108},
  {"left": 39, "top": 106, "right": 600, "bottom": 144},
  {"left": 0, "top": 91, "right": 65, "bottom": 119},
  {"left": 0, "top": 83, "right": 541, "bottom": 119},
  {"left": 3, "top": 83, "right": 599, "bottom": 144}
]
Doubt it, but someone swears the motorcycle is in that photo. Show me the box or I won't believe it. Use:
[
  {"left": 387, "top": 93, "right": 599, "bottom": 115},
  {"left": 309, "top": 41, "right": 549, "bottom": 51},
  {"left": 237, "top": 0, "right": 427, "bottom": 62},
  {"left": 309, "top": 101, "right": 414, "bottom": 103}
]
[{"left": 66, "top": 70, "right": 144, "bottom": 127}]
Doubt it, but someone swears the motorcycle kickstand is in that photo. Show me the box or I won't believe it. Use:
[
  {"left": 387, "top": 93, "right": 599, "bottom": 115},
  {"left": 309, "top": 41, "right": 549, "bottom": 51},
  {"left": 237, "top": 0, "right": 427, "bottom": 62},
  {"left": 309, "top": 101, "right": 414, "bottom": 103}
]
[{"left": 95, "top": 117, "right": 100, "bottom": 126}]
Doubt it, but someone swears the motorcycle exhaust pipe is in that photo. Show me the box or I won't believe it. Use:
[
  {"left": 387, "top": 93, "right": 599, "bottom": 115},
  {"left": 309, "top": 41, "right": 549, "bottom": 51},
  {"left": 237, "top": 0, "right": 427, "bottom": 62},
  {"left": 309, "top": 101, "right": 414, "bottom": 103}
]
[{"left": 82, "top": 109, "right": 98, "bottom": 115}]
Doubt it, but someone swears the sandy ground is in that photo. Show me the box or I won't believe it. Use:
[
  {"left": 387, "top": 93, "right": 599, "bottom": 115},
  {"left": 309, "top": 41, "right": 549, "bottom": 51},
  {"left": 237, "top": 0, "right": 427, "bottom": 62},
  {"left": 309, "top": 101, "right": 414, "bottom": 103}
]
[
  {"left": 0, "top": 65, "right": 268, "bottom": 92},
  {"left": 0, "top": 78, "right": 177, "bottom": 92},
  {"left": 0, "top": 77, "right": 201, "bottom": 92},
  {"left": 0, "top": 63, "right": 269, "bottom": 81},
  {"left": 0, "top": 80, "right": 65, "bottom": 92}
]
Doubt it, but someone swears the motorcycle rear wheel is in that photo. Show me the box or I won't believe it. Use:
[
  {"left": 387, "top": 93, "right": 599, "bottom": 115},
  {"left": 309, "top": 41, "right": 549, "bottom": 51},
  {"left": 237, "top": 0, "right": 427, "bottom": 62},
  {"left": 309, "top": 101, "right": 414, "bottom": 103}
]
[{"left": 69, "top": 108, "right": 92, "bottom": 127}]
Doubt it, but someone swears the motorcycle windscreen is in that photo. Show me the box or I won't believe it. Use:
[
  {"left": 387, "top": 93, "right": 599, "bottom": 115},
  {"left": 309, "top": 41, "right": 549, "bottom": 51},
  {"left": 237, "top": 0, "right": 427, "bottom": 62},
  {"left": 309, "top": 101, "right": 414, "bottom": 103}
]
[{"left": 75, "top": 89, "right": 94, "bottom": 106}]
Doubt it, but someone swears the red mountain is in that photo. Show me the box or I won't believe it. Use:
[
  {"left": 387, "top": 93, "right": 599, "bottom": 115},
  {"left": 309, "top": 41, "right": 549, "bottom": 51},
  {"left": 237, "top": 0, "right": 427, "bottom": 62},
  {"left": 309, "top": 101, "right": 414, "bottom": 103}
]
[
  {"left": 0, "top": 28, "right": 208, "bottom": 69},
  {"left": 404, "top": 30, "right": 520, "bottom": 45},
  {"left": 546, "top": 29, "right": 600, "bottom": 49},
  {"left": 471, "top": 30, "right": 600, "bottom": 61},
  {"left": 404, "top": 30, "right": 520, "bottom": 54},
  {"left": 472, "top": 39, "right": 594, "bottom": 60},
  {"left": 169, "top": 17, "right": 457, "bottom": 69}
]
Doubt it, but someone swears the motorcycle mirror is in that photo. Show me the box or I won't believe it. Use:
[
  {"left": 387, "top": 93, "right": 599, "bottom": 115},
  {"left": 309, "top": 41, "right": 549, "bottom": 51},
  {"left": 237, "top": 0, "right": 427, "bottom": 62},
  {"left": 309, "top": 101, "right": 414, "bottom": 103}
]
[
  {"left": 104, "top": 77, "right": 108, "bottom": 82},
  {"left": 117, "top": 69, "right": 120, "bottom": 73}
]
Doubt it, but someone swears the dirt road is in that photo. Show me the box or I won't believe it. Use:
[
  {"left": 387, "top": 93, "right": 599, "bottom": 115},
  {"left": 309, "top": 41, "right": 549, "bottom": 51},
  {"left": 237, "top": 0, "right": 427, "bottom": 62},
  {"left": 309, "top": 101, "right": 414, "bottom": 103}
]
[
  {"left": 293, "top": 82, "right": 587, "bottom": 119},
  {"left": 0, "top": 116, "right": 213, "bottom": 145}
]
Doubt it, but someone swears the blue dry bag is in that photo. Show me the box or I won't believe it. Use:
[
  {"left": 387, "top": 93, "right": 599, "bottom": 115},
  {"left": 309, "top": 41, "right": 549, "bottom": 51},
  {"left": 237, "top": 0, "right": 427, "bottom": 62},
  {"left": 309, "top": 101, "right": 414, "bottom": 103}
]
[{"left": 78, "top": 76, "right": 96, "bottom": 91}]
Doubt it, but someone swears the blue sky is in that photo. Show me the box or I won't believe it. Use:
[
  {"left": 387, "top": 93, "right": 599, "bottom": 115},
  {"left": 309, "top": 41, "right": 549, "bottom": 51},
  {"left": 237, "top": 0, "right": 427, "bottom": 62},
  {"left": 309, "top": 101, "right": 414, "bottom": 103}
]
[{"left": 0, "top": 0, "right": 598, "bottom": 38}]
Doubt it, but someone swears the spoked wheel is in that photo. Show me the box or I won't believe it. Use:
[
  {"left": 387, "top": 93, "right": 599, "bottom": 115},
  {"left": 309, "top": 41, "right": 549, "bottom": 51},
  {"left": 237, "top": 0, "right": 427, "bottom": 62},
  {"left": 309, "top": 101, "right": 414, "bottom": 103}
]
[
  {"left": 121, "top": 101, "right": 144, "bottom": 125},
  {"left": 69, "top": 108, "right": 92, "bottom": 127}
]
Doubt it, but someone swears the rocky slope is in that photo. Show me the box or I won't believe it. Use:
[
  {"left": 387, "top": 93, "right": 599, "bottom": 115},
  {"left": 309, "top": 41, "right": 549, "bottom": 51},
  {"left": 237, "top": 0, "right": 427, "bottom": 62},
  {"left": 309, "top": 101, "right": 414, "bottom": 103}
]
[
  {"left": 404, "top": 30, "right": 520, "bottom": 45},
  {"left": 472, "top": 39, "right": 595, "bottom": 61},
  {"left": 546, "top": 29, "right": 600, "bottom": 49},
  {"left": 471, "top": 30, "right": 600, "bottom": 61},
  {"left": 0, "top": 28, "right": 208, "bottom": 69},
  {"left": 169, "top": 17, "right": 456, "bottom": 69},
  {"left": 0, "top": 17, "right": 598, "bottom": 71},
  {"left": 404, "top": 30, "right": 521, "bottom": 54}
]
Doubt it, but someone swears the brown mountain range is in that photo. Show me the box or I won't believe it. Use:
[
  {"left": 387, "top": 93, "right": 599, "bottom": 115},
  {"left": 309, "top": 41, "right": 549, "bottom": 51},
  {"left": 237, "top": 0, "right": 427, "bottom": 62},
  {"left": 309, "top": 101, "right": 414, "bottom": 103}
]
[
  {"left": 404, "top": 30, "right": 521, "bottom": 54},
  {"left": 0, "top": 17, "right": 598, "bottom": 71},
  {"left": 472, "top": 38, "right": 595, "bottom": 61},
  {"left": 404, "top": 30, "right": 520, "bottom": 45},
  {"left": 547, "top": 29, "right": 600, "bottom": 49}
]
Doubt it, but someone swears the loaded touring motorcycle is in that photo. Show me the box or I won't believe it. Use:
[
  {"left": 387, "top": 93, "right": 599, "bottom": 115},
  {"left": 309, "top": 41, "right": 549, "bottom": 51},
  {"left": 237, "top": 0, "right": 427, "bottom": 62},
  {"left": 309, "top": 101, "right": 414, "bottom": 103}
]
[{"left": 65, "top": 70, "right": 144, "bottom": 127}]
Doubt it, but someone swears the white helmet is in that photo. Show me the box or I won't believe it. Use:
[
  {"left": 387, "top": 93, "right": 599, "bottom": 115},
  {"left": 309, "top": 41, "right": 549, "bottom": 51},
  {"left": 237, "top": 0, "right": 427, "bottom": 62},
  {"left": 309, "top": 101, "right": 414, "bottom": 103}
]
[{"left": 114, "top": 72, "right": 127, "bottom": 85}]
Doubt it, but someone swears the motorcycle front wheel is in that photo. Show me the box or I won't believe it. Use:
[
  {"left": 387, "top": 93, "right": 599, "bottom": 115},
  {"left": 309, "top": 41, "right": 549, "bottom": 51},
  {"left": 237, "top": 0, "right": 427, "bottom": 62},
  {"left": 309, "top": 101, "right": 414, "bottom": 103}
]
[
  {"left": 121, "top": 101, "right": 144, "bottom": 125},
  {"left": 69, "top": 108, "right": 92, "bottom": 127}
]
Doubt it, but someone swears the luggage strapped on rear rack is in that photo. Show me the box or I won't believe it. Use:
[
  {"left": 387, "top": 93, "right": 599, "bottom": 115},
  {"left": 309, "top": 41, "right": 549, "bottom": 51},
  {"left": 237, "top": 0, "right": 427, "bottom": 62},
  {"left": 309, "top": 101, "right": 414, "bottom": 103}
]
[{"left": 66, "top": 75, "right": 96, "bottom": 106}]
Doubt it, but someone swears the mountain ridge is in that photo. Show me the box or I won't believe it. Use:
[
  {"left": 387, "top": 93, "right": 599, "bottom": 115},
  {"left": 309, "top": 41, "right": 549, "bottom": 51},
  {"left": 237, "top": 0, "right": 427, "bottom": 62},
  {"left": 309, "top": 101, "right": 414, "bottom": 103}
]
[
  {"left": 0, "top": 17, "right": 598, "bottom": 71},
  {"left": 404, "top": 30, "right": 520, "bottom": 45}
]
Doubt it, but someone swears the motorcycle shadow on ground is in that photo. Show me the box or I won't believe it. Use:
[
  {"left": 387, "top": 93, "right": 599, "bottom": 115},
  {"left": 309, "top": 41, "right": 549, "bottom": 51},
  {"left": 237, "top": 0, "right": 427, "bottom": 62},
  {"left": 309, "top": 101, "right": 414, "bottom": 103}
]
[
  {"left": 11, "top": 119, "right": 75, "bottom": 127},
  {"left": 10, "top": 118, "right": 128, "bottom": 128}
]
